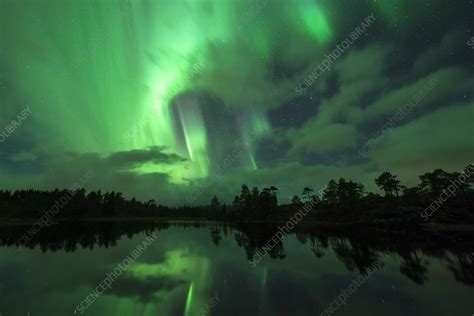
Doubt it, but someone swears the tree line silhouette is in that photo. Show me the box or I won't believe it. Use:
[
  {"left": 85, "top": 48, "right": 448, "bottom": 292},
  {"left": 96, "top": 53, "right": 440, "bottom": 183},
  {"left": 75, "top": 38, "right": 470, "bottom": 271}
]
[
  {"left": 0, "top": 189, "right": 170, "bottom": 219},
  {"left": 0, "top": 165, "right": 472, "bottom": 224}
]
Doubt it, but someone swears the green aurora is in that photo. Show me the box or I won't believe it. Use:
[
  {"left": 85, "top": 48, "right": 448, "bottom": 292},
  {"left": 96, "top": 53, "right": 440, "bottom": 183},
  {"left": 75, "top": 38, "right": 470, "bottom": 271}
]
[{"left": 0, "top": 0, "right": 472, "bottom": 205}]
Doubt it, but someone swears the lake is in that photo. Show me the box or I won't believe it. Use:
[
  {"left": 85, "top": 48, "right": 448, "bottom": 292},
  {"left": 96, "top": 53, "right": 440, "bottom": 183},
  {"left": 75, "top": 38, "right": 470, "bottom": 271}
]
[{"left": 0, "top": 221, "right": 473, "bottom": 315}]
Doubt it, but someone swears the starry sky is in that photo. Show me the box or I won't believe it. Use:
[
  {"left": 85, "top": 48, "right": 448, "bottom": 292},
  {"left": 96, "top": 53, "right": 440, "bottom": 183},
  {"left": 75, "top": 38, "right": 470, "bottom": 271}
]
[{"left": 0, "top": 0, "right": 473, "bottom": 206}]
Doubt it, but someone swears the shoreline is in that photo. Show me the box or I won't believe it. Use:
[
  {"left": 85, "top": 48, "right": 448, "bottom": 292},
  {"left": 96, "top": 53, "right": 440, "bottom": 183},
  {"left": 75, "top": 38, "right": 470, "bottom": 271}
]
[{"left": 1, "top": 217, "right": 473, "bottom": 232}]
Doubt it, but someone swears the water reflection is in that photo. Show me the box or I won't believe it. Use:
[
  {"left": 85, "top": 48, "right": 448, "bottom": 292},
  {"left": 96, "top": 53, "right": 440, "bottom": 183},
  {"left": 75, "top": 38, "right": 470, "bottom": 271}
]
[{"left": 0, "top": 221, "right": 473, "bottom": 315}]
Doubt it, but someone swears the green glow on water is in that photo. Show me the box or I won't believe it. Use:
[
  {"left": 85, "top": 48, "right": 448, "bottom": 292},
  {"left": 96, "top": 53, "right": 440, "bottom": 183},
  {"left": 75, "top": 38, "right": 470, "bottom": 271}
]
[{"left": 184, "top": 281, "right": 194, "bottom": 316}]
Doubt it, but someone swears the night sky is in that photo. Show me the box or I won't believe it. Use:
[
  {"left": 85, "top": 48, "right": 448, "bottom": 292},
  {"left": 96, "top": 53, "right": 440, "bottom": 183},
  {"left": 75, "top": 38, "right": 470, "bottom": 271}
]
[{"left": 0, "top": 0, "right": 473, "bottom": 205}]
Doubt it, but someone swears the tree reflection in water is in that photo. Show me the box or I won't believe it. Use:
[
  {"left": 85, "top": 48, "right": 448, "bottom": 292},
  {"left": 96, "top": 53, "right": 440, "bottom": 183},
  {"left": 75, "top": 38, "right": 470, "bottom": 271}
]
[{"left": 1, "top": 221, "right": 473, "bottom": 286}]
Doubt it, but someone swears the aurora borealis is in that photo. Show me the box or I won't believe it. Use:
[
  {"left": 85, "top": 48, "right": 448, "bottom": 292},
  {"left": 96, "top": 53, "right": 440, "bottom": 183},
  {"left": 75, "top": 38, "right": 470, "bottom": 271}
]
[{"left": 1, "top": 0, "right": 473, "bottom": 205}]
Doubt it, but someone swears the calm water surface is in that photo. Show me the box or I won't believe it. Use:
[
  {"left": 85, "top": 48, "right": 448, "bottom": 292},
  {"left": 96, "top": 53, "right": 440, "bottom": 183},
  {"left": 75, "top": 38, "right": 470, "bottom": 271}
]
[{"left": 0, "top": 221, "right": 473, "bottom": 315}]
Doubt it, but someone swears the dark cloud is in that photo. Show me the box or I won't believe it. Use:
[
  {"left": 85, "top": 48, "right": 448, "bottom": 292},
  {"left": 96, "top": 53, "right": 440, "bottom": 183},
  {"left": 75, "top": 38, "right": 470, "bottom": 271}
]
[
  {"left": 59, "top": 146, "right": 187, "bottom": 170},
  {"left": 107, "top": 146, "right": 187, "bottom": 167},
  {"left": 107, "top": 275, "right": 186, "bottom": 302}
]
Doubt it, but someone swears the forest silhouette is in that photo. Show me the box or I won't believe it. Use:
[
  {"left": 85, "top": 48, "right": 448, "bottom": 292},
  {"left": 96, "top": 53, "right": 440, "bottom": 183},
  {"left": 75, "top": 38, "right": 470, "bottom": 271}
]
[{"left": 0, "top": 165, "right": 472, "bottom": 225}]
